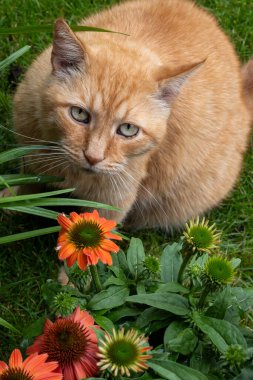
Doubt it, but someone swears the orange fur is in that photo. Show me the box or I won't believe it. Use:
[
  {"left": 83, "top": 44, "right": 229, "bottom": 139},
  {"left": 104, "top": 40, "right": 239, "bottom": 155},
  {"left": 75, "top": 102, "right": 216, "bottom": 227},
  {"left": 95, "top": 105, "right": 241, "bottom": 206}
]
[{"left": 13, "top": 0, "right": 251, "bottom": 229}]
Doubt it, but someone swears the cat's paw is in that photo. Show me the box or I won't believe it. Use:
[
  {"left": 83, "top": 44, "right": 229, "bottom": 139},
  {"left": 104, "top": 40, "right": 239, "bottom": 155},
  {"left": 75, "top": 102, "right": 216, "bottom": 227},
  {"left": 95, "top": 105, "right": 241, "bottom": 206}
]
[
  {"left": 0, "top": 186, "right": 19, "bottom": 198},
  {"left": 0, "top": 186, "right": 20, "bottom": 214}
]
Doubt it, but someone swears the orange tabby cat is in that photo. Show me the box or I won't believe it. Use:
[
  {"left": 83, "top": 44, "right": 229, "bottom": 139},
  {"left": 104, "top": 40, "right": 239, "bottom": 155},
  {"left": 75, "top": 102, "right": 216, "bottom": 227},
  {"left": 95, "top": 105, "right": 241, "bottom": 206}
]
[{"left": 13, "top": 0, "right": 252, "bottom": 229}]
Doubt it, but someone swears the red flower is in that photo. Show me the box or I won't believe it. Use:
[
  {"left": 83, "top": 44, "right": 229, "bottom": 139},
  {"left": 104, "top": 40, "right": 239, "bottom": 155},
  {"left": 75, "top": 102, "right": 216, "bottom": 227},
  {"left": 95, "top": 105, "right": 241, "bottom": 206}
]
[
  {"left": 57, "top": 210, "right": 122, "bottom": 270},
  {"left": 0, "top": 349, "right": 62, "bottom": 380},
  {"left": 27, "top": 307, "right": 98, "bottom": 380}
]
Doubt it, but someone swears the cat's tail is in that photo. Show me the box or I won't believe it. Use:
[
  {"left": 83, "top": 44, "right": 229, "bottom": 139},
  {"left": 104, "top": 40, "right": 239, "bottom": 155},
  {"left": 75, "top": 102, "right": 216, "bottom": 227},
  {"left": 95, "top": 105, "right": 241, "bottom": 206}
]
[{"left": 242, "top": 58, "right": 253, "bottom": 121}]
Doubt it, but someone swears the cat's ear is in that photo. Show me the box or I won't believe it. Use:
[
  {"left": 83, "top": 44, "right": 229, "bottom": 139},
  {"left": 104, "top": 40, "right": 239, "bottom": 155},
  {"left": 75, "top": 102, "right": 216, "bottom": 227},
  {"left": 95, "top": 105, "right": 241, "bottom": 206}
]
[
  {"left": 155, "top": 61, "right": 205, "bottom": 104},
  {"left": 51, "top": 19, "right": 85, "bottom": 73}
]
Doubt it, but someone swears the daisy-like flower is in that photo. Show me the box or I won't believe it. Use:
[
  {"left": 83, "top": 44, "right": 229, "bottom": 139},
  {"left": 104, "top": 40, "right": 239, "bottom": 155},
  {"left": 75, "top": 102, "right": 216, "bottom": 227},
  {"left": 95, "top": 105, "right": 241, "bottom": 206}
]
[
  {"left": 183, "top": 217, "right": 220, "bottom": 254},
  {"left": 57, "top": 210, "right": 122, "bottom": 270},
  {"left": 27, "top": 307, "right": 98, "bottom": 380},
  {"left": 97, "top": 328, "right": 152, "bottom": 377},
  {"left": 203, "top": 255, "right": 235, "bottom": 287},
  {"left": 0, "top": 349, "right": 62, "bottom": 380}
]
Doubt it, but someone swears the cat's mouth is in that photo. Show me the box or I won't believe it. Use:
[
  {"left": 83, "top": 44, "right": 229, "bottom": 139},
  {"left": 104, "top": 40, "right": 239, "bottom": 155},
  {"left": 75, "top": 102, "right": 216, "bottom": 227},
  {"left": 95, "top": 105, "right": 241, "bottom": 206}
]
[{"left": 80, "top": 167, "right": 96, "bottom": 174}]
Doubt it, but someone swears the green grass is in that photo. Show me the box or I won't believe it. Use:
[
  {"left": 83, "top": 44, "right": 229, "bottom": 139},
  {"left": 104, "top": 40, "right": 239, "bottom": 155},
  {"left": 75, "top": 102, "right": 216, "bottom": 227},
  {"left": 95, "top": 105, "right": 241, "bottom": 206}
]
[{"left": 0, "top": 0, "right": 252, "bottom": 361}]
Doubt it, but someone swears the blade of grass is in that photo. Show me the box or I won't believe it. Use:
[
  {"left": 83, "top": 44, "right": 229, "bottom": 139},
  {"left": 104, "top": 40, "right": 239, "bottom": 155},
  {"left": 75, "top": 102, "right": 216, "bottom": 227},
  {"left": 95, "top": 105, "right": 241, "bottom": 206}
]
[
  {"left": 0, "top": 197, "right": 121, "bottom": 211},
  {"left": 0, "top": 145, "right": 55, "bottom": 164},
  {"left": 5, "top": 206, "right": 59, "bottom": 219},
  {"left": 0, "top": 226, "right": 60, "bottom": 244},
  {"left": 0, "top": 317, "right": 21, "bottom": 335},
  {"left": 0, "top": 174, "right": 63, "bottom": 189},
  {"left": 0, "top": 25, "right": 127, "bottom": 35},
  {"left": 0, "top": 46, "right": 30, "bottom": 71},
  {"left": 0, "top": 188, "right": 75, "bottom": 204}
]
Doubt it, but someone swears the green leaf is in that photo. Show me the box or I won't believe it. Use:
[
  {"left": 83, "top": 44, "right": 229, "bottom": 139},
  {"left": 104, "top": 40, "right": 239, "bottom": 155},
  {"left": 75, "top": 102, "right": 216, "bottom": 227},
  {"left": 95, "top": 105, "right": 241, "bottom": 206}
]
[
  {"left": 22, "top": 316, "right": 46, "bottom": 339},
  {"left": 94, "top": 316, "right": 114, "bottom": 332},
  {"left": 136, "top": 307, "right": 170, "bottom": 329},
  {"left": 137, "top": 282, "right": 146, "bottom": 294},
  {"left": 206, "top": 287, "right": 231, "bottom": 319},
  {"left": 233, "top": 366, "right": 253, "bottom": 379},
  {"left": 229, "top": 287, "right": 253, "bottom": 313},
  {"left": 192, "top": 312, "right": 247, "bottom": 354},
  {"left": 0, "top": 24, "right": 127, "bottom": 35},
  {"left": 156, "top": 282, "right": 189, "bottom": 294},
  {"left": 107, "top": 306, "right": 141, "bottom": 322},
  {"left": 0, "top": 46, "right": 30, "bottom": 70},
  {"left": 88, "top": 286, "right": 130, "bottom": 310},
  {"left": 127, "top": 293, "right": 189, "bottom": 315},
  {"left": 0, "top": 317, "right": 21, "bottom": 335},
  {"left": 0, "top": 226, "right": 60, "bottom": 244},
  {"left": 117, "top": 250, "right": 130, "bottom": 275},
  {"left": 149, "top": 359, "right": 209, "bottom": 380},
  {"left": 127, "top": 237, "right": 145, "bottom": 279},
  {"left": 161, "top": 243, "right": 183, "bottom": 283},
  {"left": 103, "top": 276, "right": 127, "bottom": 288},
  {"left": 164, "top": 323, "right": 198, "bottom": 355}
]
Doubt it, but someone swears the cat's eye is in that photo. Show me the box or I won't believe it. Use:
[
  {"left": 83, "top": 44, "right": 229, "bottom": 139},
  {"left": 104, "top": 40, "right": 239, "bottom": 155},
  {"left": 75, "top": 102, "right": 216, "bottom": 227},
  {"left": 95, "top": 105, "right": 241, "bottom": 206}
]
[
  {"left": 116, "top": 123, "right": 139, "bottom": 138},
  {"left": 70, "top": 106, "right": 91, "bottom": 124}
]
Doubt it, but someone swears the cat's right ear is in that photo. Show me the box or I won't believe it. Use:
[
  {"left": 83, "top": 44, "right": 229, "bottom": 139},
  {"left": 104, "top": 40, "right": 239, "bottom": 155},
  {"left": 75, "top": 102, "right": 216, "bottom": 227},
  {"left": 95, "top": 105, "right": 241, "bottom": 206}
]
[
  {"left": 51, "top": 19, "right": 85, "bottom": 74},
  {"left": 154, "top": 61, "right": 205, "bottom": 105}
]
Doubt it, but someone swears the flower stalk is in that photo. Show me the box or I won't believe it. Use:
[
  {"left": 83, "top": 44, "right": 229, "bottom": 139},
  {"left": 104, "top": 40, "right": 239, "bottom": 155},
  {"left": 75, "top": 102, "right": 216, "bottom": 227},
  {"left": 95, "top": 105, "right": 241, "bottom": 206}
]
[
  {"left": 177, "top": 250, "right": 193, "bottom": 284},
  {"left": 197, "top": 285, "right": 211, "bottom": 309},
  {"left": 89, "top": 264, "right": 102, "bottom": 292}
]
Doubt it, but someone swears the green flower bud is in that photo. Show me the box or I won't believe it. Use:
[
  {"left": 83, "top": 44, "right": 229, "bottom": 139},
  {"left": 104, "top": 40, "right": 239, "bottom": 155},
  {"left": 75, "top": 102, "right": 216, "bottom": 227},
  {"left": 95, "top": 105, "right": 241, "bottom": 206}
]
[
  {"left": 144, "top": 255, "right": 160, "bottom": 274},
  {"left": 183, "top": 217, "right": 220, "bottom": 254},
  {"left": 224, "top": 344, "right": 247, "bottom": 367},
  {"left": 203, "top": 255, "right": 235, "bottom": 288},
  {"left": 52, "top": 291, "right": 79, "bottom": 316}
]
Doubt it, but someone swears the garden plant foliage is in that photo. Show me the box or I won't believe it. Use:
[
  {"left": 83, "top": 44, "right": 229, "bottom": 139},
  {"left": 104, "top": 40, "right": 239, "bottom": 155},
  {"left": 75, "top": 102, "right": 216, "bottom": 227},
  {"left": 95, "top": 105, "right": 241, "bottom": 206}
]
[{"left": 0, "top": 0, "right": 252, "bottom": 379}]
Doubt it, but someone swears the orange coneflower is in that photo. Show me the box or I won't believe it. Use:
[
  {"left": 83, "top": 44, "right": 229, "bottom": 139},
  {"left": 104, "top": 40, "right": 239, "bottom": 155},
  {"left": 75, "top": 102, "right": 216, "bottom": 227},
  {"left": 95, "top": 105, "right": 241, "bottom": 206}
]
[
  {"left": 0, "top": 349, "right": 62, "bottom": 380},
  {"left": 27, "top": 307, "right": 99, "bottom": 380},
  {"left": 56, "top": 210, "right": 122, "bottom": 270}
]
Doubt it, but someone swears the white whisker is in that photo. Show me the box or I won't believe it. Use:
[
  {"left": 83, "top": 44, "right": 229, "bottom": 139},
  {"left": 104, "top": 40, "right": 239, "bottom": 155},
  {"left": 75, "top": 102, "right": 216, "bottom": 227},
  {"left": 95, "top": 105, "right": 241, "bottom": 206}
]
[{"left": 0, "top": 124, "right": 61, "bottom": 147}]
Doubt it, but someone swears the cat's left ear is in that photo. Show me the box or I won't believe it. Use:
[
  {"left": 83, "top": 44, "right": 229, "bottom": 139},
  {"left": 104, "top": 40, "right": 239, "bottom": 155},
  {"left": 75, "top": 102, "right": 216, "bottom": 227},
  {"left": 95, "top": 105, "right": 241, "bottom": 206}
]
[
  {"left": 154, "top": 61, "right": 205, "bottom": 104},
  {"left": 51, "top": 19, "right": 85, "bottom": 73}
]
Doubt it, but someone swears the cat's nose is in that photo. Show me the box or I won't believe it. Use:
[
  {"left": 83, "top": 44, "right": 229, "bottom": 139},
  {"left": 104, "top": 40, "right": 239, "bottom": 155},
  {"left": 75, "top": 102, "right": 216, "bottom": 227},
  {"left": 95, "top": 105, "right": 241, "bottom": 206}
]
[{"left": 83, "top": 151, "right": 104, "bottom": 166}]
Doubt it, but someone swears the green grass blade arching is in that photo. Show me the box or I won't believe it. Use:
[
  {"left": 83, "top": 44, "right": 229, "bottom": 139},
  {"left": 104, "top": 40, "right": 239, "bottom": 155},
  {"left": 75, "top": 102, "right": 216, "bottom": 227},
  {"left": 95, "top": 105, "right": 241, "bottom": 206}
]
[
  {"left": 0, "top": 226, "right": 61, "bottom": 244},
  {"left": 0, "top": 145, "right": 55, "bottom": 164},
  {"left": 0, "top": 197, "right": 121, "bottom": 211},
  {"left": 0, "top": 188, "right": 75, "bottom": 204},
  {"left": 0, "top": 174, "right": 63, "bottom": 190},
  {"left": 5, "top": 206, "right": 59, "bottom": 220},
  {"left": 0, "top": 317, "right": 21, "bottom": 335},
  {"left": 0, "top": 45, "right": 30, "bottom": 71},
  {"left": 0, "top": 25, "right": 126, "bottom": 35}
]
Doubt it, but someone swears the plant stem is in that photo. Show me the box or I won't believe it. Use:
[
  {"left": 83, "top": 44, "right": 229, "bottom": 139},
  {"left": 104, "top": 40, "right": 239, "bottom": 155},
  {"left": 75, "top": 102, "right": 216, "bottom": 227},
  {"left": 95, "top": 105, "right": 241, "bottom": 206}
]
[
  {"left": 177, "top": 250, "right": 192, "bottom": 283},
  {"left": 89, "top": 265, "right": 102, "bottom": 292},
  {"left": 197, "top": 286, "right": 211, "bottom": 309}
]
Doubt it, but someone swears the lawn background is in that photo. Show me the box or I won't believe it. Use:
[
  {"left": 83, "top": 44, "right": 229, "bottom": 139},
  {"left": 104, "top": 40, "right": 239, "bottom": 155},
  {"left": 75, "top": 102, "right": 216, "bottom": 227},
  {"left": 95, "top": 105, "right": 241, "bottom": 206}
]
[{"left": 0, "top": 0, "right": 252, "bottom": 360}]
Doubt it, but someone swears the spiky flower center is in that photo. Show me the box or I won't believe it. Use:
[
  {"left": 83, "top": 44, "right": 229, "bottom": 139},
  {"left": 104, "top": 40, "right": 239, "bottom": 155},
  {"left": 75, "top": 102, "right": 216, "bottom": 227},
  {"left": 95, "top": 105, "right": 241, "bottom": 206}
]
[
  {"left": 0, "top": 368, "right": 33, "bottom": 380},
  {"left": 107, "top": 340, "right": 139, "bottom": 366},
  {"left": 53, "top": 292, "right": 79, "bottom": 316},
  {"left": 68, "top": 221, "right": 103, "bottom": 249},
  {"left": 144, "top": 256, "right": 160, "bottom": 274},
  {"left": 205, "top": 257, "right": 234, "bottom": 285},
  {"left": 187, "top": 225, "right": 214, "bottom": 249},
  {"left": 41, "top": 319, "right": 88, "bottom": 367},
  {"left": 225, "top": 344, "right": 247, "bottom": 366}
]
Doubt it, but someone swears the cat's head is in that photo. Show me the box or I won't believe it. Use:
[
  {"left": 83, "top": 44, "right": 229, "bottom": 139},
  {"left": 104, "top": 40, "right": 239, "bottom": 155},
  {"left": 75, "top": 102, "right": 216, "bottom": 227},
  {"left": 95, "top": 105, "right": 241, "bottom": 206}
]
[{"left": 43, "top": 19, "right": 202, "bottom": 175}]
